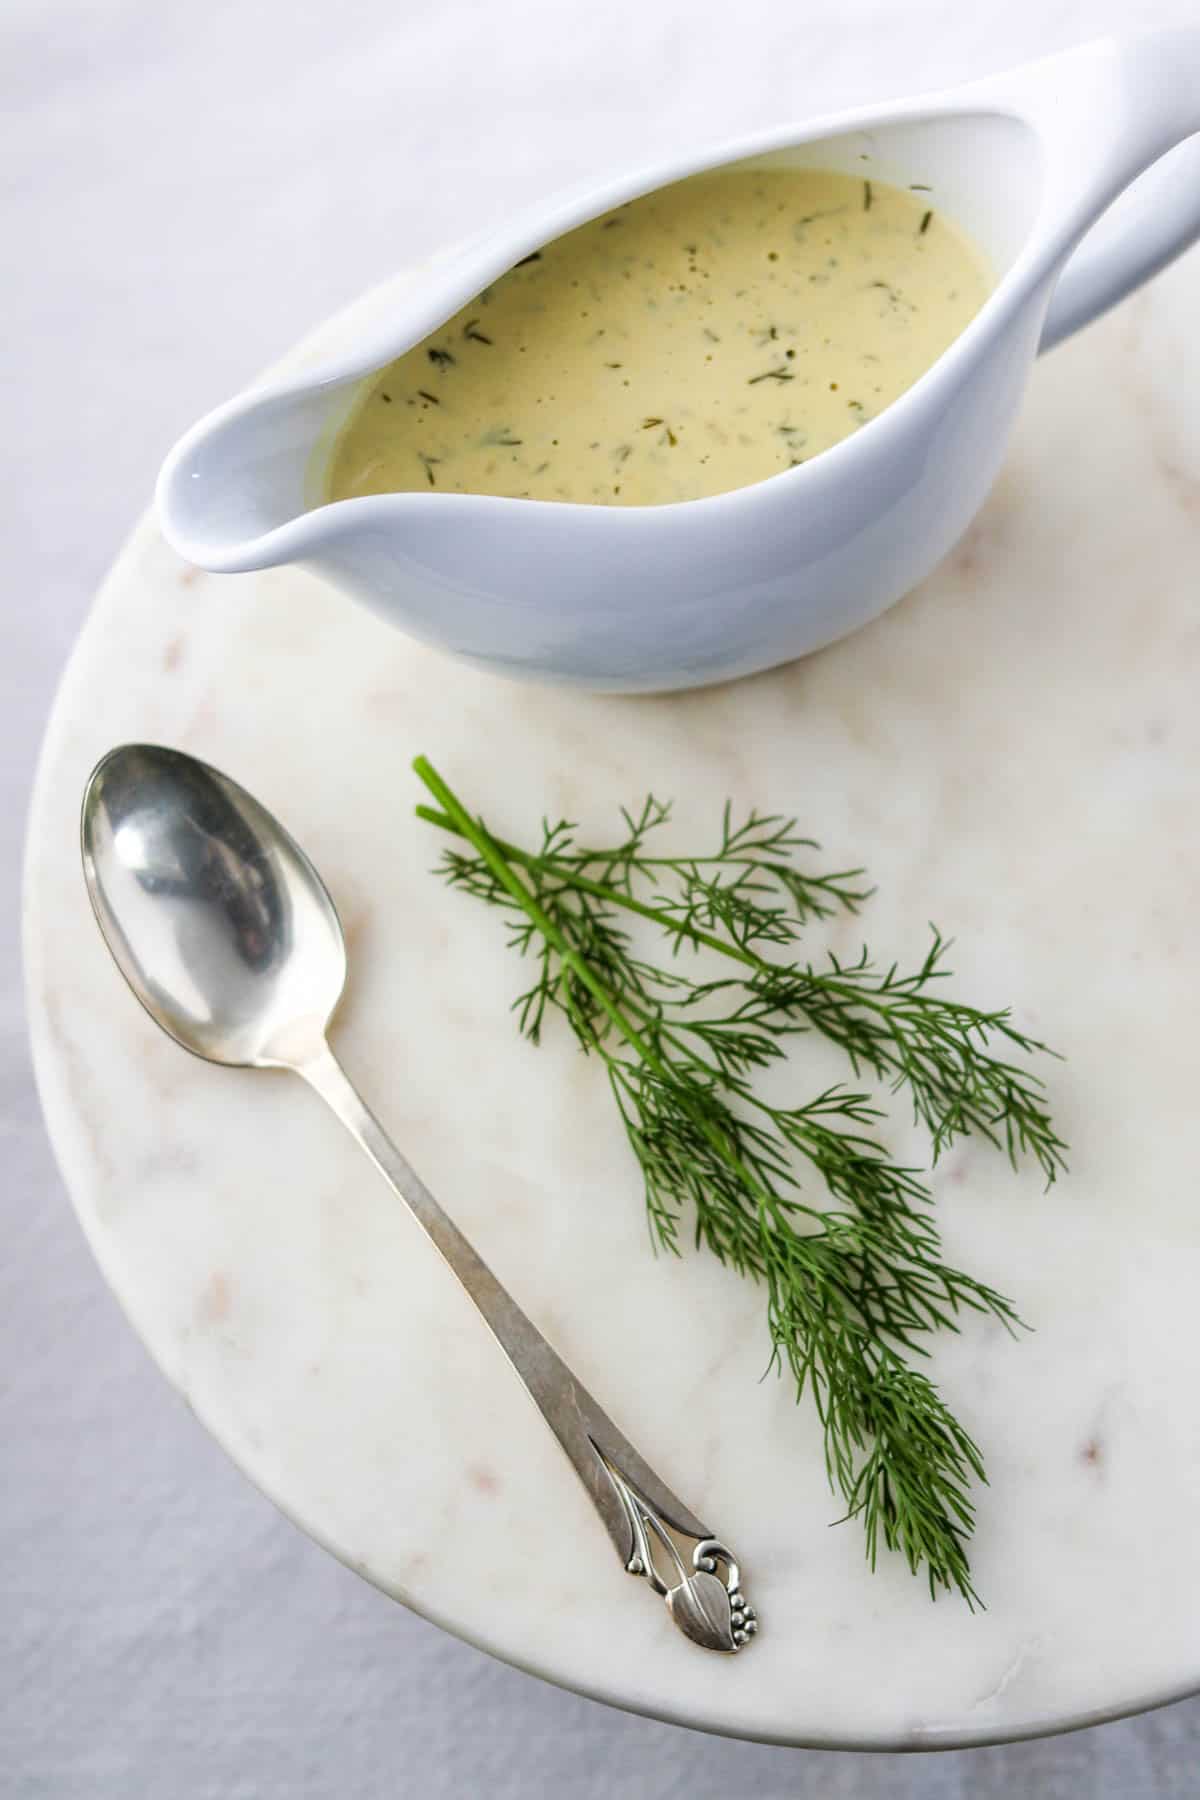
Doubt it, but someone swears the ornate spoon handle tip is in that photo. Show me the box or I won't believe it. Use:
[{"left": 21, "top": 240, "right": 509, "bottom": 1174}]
[{"left": 600, "top": 1451, "right": 756, "bottom": 1653}]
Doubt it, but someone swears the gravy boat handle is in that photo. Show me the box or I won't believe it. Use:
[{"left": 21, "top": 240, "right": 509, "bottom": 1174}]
[
  {"left": 992, "top": 29, "right": 1200, "bottom": 351},
  {"left": 1039, "top": 134, "right": 1200, "bottom": 351}
]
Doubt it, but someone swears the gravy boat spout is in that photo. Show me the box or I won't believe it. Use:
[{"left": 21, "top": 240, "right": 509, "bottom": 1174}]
[{"left": 157, "top": 30, "right": 1200, "bottom": 693}]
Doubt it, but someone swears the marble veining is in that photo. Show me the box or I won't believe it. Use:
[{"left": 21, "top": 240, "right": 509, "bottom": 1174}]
[{"left": 23, "top": 244, "right": 1200, "bottom": 1746}]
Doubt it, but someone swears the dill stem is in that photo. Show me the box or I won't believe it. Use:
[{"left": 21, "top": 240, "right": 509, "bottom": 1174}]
[
  {"left": 413, "top": 760, "right": 779, "bottom": 1212},
  {"left": 412, "top": 762, "right": 640, "bottom": 1041},
  {"left": 416, "top": 802, "right": 1044, "bottom": 1050},
  {"left": 416, "top": 800, "right": 758, "bottom": 968}
]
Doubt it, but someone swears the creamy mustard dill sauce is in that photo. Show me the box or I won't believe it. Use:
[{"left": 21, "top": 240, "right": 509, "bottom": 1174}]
[{"left": 327, "top": 169, "right": 991, "bottom": 508}]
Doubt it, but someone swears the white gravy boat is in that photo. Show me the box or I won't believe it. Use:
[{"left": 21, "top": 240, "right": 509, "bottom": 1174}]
[{"left": 158, "top": 31, "right": 1200, "bottom": 693}]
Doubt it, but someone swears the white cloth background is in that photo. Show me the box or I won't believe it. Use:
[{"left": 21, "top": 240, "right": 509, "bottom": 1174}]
[{"left": 5, "top": 0, "right": 1200, "bottom": 1792}]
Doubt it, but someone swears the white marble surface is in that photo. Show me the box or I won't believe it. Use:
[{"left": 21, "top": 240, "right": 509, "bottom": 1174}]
[
  {"left": 26, "top": 184, "right": 1200, "bottom": 1743},
  {"left": 11, "top": 0, "right": 1200, "bottom": 1786}
]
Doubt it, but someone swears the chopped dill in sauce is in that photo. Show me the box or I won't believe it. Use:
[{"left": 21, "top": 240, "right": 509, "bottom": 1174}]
[{"left": 327, "top": 168, "right": 990, "bottom": 508}]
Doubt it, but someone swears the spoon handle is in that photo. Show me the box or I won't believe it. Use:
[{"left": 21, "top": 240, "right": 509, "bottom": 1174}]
[{"left": 299, "top": 1041, "right": 755, "bottom": 1654}]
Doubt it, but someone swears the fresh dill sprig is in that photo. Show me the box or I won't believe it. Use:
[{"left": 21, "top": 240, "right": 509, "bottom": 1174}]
[{"left": 413, "top": 757, "right": 1067, "bottom": 1603}]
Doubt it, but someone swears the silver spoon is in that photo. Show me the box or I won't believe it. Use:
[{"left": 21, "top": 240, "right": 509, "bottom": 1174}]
[{"left": 81, "top": 743, "right": 755, "bottom": 1654}]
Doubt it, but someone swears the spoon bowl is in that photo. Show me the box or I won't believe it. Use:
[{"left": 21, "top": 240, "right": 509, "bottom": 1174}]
[{"left": 82, "top": 743, "right": 346, "bottom": 1069}]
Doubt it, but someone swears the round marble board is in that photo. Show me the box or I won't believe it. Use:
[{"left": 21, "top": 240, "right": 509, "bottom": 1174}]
[{"left": 25, "top": 254, "right": 1200, "bottom": 1749}]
